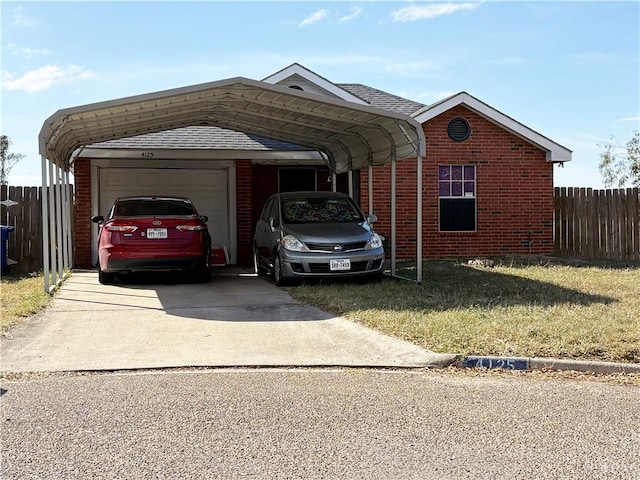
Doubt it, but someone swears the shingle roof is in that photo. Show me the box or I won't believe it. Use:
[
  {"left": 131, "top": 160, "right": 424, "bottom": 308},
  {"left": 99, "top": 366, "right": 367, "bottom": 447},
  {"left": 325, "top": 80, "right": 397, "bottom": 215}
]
[
  {"left": 338, "top": 84, "right": 425, "bottom": 116},
  {"left": 91, "top": 126, "right": 311, "bottom": 151}
]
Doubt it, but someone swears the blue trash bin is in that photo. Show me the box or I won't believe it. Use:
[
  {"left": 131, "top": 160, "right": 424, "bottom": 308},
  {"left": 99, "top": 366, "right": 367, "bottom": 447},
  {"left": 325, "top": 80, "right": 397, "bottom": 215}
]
[{"left": 1, "top": 225, "right": 15, "bottom": 275}]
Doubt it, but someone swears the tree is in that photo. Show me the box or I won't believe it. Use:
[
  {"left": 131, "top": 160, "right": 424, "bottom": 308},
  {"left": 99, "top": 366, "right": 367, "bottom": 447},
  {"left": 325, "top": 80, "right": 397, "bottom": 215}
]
[
  {"left": 598, "top": 130, "right": 640, "bottom": 188},
  {"left": 0, "top": 135, "right": 25, "bottom": 185}
]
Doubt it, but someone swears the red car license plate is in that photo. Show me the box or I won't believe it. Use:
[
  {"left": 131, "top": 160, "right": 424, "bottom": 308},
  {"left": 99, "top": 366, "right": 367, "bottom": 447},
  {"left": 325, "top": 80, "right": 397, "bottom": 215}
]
[{"left": 147, "top": 228, "right": 167, "bottom": 239}]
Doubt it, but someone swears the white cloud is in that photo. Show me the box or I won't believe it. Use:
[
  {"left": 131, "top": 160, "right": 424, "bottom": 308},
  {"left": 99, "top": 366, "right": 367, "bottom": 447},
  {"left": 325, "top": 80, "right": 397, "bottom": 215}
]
[
  {"left": 299, "top": 9, "right": 329, "bottom": 27},
  {"left": 12, "top": 7, "right": 41, "bottom": 28},
  {"left": 392, "top": 3, "right": 479, "bottom": 22},
  {"left": 619, "top": 116, "right": 640, "bottom": 123},
  {"left": 6, "top": 44, "right": 52, "bottom": 57},
  {"left": 338, "top": 6, "right": 363, "bottom": 23},
  {"left": 1, "top": 65, "right": 94, "bottom": 93}
]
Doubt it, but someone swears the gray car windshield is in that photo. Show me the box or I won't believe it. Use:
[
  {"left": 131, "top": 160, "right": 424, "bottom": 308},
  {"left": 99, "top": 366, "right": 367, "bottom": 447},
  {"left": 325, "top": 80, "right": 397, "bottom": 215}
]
[
  {"left": 115, "top": 199, "right": 196, "bottom": 217},
  {"left": 282, "top": 198, "right": 363, "bottom": 224}
]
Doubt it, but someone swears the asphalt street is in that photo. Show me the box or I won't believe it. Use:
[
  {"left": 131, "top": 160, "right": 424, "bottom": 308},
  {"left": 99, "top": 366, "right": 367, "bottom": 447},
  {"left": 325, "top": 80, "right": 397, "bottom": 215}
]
[{"left": 2, "top": 368, "right": 638, "bottom": 479}]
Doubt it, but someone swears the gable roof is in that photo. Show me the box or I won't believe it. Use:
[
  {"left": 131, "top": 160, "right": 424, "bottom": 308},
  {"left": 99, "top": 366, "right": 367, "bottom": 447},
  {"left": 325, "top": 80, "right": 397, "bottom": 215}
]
[{"left": 413, "top": 91, "right": 572, "bottom": 163}]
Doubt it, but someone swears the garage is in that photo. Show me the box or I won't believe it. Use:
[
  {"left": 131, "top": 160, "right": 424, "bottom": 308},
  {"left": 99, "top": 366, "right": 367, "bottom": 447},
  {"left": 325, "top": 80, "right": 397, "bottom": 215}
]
[{"left": 93, "top": 160, "right": 235, "bottom": 265}]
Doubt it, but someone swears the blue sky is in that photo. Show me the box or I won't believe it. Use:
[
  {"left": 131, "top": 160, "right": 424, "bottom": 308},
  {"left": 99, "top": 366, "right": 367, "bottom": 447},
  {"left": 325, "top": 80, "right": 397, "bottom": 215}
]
[{"left": 2, "top": 1, "right": 639, "bottom": 187}]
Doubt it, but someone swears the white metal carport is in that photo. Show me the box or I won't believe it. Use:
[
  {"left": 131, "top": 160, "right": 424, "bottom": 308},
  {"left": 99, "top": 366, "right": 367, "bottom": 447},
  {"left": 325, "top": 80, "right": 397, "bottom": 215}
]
[{"left": 39, "top": 76, "right": 426, "bottom": 292}]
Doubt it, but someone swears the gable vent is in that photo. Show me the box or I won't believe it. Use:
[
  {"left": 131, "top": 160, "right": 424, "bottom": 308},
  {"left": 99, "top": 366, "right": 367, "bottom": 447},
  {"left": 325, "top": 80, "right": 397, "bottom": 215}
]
[
  {"left": 288, "top": 85, "right": 304, "bottom": 91},
  {"left": 447, "top": 117, "right": 471, "bottom": 142}
]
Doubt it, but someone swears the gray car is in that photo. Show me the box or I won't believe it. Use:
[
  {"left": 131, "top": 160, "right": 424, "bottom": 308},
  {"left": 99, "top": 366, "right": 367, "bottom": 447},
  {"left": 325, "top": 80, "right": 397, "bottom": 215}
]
[{"left": 253, "top": 191, "right": 385, "bottom": 285}]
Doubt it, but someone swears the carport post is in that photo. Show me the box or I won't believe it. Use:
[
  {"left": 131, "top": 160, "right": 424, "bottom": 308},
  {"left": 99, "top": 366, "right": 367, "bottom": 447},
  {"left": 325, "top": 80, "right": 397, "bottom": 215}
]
[
  {"left": 41, "top": 155, "right": 51, "bottom": 293},
  {"left": 348, "top": 168, "right": 353, "bottom": 198},
  {"left": 368, "top": 163, "right": 373, "bottom": 215},
  {"left": 55, "top": 163, "right": 64, "bottom": 280},
  {"left": 416, "top": 155, "right": 423, "bottom": 284},
  {"left": 390, "top": 154, "right": 396, "bottom": 277},
  {"left": 48, "top": 160, "right": 58, "bottom": 289},
  {"left": 63, "top": 168, "right": 72, "bottom": 270}
]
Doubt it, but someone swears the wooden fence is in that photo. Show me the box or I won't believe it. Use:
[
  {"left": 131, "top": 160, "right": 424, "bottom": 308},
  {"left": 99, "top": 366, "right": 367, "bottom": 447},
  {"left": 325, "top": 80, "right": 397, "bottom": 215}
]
[
  {"left": 554, "top": 187, "right": 640, "bottom": 262},
  {"left": 1, "top": 184, "right": 74, "bottom": 275},
  {"left": 1, "top": 185, "right": 44, "bottom": 274}
]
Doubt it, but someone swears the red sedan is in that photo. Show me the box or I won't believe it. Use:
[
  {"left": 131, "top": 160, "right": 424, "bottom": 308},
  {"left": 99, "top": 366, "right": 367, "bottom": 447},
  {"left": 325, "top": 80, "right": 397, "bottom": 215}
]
[{"left": 91, "top": 196, "right": 212, "bottom": 284}]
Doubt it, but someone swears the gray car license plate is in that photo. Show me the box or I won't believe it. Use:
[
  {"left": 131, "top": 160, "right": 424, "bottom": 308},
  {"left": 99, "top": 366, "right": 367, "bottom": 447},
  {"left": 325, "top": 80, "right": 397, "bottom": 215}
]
[{"left": 330, "top": 259, "right": 351, "bottom": 271}]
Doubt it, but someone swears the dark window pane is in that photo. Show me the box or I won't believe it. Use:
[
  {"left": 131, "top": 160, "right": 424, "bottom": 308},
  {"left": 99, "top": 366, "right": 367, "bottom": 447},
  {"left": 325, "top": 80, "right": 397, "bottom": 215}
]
[
  {"left": 451, "top": 166, "right": 463, "bottom": 180},
  {"left": 464, "top": 182, "right": 475, "bottom": 196},
  {"left": 440, "top": 198, "right": 476, "bottom": 231},
  {"left": 452, "top": 182, "right": 463, "bottom": 196},
  {"left": 439, "top": 166, "right": 450, "bottom": 180},
  {"left": 439, "top": 182, "right": 450, "bottom": 197},
  {"left": 464, "top": 166, "right": 475, "bottom": 180}
]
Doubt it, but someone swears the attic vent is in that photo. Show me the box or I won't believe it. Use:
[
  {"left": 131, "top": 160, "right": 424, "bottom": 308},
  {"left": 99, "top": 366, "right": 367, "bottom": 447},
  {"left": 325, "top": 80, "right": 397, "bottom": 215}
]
[
  {"left": 447, "top": 117, "right": 471, "bottom": 142},
  {"left": 288, "top": 85, "right": 304, "bottom": 91}
]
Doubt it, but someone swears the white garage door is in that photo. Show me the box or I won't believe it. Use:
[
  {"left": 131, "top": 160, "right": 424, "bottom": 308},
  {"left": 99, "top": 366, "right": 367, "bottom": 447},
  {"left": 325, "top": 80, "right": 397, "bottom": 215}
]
[{"left": 98, "top": 167, "right": 230, "bottom": 255}]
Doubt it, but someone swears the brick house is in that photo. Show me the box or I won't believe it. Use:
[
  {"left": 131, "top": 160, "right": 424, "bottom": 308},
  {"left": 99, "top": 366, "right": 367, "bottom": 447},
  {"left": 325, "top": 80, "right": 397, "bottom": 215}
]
[{"left": 52, "top": 63, "right": 571, "bottom": 272}]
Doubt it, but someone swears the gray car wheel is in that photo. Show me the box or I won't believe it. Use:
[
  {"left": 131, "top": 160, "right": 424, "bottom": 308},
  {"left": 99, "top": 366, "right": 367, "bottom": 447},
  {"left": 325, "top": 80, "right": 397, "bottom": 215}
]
[{"left": 273, "top": 255, "right": 286, "bottom": 286}]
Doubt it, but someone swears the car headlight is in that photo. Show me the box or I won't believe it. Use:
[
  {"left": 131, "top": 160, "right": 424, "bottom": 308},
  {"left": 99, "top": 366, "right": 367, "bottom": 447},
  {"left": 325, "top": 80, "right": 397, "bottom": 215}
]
[
  {"left": 281, "top": 235, "right": 310, "bottom": 252},
  {"left": 365, "top": 233, "right": 383, "bottom": 250}
]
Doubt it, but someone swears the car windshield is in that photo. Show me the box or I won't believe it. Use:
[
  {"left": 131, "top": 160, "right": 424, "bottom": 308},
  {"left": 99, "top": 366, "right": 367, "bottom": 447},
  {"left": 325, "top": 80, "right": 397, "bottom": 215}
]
[
  {"left": 282, "top": 197, "right": 363, "bottom": 224},
  {"left": 115, "top": 199, "right": 196, "bottom": 217}
]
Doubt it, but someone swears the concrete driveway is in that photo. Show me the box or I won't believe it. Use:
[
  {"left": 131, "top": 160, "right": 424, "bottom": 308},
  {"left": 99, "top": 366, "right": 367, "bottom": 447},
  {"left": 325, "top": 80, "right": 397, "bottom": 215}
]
[{"left": 0, "top": 268, "right": 456, "bottom": 373}]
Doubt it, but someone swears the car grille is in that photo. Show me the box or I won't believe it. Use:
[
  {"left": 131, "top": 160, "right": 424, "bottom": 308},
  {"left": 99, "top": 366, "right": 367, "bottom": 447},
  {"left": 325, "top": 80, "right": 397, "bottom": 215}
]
[{"left": 306, "top": 241, "right": 367, "bottom": 253}]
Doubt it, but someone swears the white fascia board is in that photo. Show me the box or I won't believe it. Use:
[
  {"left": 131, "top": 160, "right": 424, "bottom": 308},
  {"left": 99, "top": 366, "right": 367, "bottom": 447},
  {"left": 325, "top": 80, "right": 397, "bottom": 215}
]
[
  {"left": 80, "top": 147, "right": 323, "bottom": 161},
  {"left": 262, "top": 63, "right": 367, "bottom": 105},
  {"left": 414, "top": 92, "right": 573, "bottom": 163}
]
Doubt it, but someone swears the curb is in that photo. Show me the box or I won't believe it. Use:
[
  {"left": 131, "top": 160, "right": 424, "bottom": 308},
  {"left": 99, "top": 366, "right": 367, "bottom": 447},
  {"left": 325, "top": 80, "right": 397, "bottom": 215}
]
[{"left": 457, "top": 355, "right": 640, "bottom": 375}]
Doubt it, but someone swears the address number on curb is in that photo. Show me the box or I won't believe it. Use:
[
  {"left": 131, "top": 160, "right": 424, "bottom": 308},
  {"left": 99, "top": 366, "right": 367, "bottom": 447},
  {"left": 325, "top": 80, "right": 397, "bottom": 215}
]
[{"left": 461, "top": 357, "right": 529, "bottom": 370}]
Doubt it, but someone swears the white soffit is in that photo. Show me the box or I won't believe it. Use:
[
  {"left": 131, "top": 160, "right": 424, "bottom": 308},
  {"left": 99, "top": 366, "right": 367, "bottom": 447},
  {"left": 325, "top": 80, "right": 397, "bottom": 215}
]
[
  {"left": 414, "top": 92, "right": 573, "bottom": 163},
  {"left": 39, "top": 77, "right": 424, "bottom": 174}
]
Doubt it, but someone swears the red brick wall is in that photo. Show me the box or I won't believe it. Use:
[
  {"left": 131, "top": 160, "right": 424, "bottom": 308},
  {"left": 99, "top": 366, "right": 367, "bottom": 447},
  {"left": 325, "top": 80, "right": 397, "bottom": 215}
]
[
  {"left": 236, "top": 160, "right": 253, "bottom": 265},
  {"left": 73, "top": 157, "right": 93, "bottom": 268},
  {"left": 361, "top": 105, "right": 554, "bottom": 259}
]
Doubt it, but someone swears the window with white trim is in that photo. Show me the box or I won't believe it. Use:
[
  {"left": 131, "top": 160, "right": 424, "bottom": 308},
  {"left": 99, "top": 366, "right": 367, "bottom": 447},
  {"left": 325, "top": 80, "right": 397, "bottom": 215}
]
[{"left": 439, "top": 165, "right": 476, "bottom": 232}]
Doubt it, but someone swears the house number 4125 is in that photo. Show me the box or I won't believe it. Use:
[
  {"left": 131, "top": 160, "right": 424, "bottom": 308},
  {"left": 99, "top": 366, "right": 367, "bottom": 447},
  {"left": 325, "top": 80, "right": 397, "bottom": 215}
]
[{"left": 141, "top": 151, "right": 154, "bottom": 158}]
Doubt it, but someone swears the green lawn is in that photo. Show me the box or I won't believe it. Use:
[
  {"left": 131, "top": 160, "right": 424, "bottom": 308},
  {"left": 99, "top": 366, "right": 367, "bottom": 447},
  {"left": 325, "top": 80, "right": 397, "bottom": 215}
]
[
  {"left": 1, "top": 273, "right": 52, "bottom": 332},
  {"left": 288, "top": 258, "right": 640, "bottom": 363}
]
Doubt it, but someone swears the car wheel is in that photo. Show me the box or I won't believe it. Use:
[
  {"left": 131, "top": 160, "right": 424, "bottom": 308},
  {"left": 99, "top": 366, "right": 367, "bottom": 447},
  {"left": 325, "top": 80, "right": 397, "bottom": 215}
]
[
  {"left": 254, "top": 247, "right": 267, "bottom": 276},
  {"left": 273, "top": 255, "right": 287, "bottom": 286},
  {"left": 98, "top": 267, "right": 115, "bottom": 285}
]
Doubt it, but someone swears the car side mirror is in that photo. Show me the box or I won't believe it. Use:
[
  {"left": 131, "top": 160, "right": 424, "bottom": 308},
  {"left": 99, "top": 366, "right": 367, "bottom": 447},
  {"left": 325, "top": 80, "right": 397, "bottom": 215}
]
[
  {"left": 367, "top": 214, "right": 378, "bottom": 225},
  {"left": 91, "top": 215, "right": 104, "bottom": 224},
  {"left": 200, "top": 215, "right": 208, "bottom": 222}
]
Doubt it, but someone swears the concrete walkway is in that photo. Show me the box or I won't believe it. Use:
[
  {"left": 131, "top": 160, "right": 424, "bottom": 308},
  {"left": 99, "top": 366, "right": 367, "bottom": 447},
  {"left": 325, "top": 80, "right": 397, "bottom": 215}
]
[{"left": 0, "top": 269, "right": 456, "bottom": 373}]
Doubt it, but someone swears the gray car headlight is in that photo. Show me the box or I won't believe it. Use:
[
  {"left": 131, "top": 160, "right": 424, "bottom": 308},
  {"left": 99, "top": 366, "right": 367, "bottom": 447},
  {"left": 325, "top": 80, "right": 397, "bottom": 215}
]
[
  {"left": 365, "top": 233, "right": 383, "bottom": 250},
  {"left": 281, "top": 234, "right": 310, "bottom": 252}
]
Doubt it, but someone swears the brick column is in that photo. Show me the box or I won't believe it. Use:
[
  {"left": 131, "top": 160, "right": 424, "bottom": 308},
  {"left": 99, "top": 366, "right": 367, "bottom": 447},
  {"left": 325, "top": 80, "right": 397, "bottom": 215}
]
[
  {"left": 73, "top": 158, "right": 93, "bottom": 268},
  {"left": 236, "top": 160, "right": 253, "bottom": 266}
]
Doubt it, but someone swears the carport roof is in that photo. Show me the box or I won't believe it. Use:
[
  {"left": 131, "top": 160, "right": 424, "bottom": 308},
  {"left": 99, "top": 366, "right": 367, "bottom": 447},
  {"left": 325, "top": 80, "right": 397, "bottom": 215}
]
[{"left": 39, "top": 77, "right": 425, "bottom": 174}]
